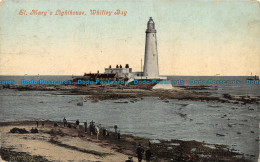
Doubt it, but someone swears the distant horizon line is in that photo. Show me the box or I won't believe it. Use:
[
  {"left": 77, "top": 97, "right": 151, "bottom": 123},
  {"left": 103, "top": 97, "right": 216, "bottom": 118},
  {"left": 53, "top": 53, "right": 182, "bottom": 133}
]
[{"left": 0, "top": 74, "right": 258, "bottom": 77}]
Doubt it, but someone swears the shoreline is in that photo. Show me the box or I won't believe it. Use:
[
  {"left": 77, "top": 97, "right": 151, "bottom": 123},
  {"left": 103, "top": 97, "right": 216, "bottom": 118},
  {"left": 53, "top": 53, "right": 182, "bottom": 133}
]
[
  {"left": 0, "top": 120, "right": 250, "bottom": 162},
  {"left": 2, "top": 84, "right": 260, "bottom": 104}
]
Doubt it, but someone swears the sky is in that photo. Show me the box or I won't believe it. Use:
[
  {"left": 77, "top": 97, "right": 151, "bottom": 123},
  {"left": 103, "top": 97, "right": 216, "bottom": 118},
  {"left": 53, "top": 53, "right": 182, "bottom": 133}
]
[{"left": 0, "top": 0, "right": 259, "bottom": 76}]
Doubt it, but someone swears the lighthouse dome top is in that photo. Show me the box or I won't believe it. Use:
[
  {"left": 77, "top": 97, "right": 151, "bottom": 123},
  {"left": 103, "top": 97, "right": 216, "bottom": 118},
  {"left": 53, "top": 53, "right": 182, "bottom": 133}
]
[
  {"left": 148, "top": 17, "right": 154, "bottom": 24},
  {"left": 146, "top": 17, "right": 156, "bottom": 33}
]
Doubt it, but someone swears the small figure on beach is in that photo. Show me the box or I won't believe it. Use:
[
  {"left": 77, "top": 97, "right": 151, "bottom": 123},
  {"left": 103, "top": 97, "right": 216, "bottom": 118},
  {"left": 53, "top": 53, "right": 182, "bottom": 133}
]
[
  {"left": 136, "top": 144, "right": 144, "bottom": 162},
  {"left": 148, "top": 140, "right": 151, "bottom": 147},
  {"left": 114, "top": 125, "right": 118, "bottom": 133},
  {"left": 41, "top": 121, "right": 44, "bottom": 128},
  {"left": 96, "top": 126, "right": 100, "bottom": 140},
  {"left": 63, "top": 117, "right": 67, "bottom": 127},
  {"left": 102, "top": 128, "right": 106, "bottom": 136},
  {"left": 90, "top": 120, "right": 95, "bottom": 135},
  {"left": 36, "top": 120, "right": 39, "bottom": 127},
  {"left": 118, "top": 131, "right": 120, "bottom": 140},
  {"left": 76, "top": 119, "right": 80, "bottom": 128},
  {"left": 84, "top": 120, "right": 87, "bottom": 132},
  {"left": 145, "top": 149, "right": 152, "bottom": 162}
]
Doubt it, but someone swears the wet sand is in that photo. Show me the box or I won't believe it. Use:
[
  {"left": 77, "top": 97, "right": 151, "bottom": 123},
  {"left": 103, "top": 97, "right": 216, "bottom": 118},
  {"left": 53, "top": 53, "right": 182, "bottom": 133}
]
[{"left": 0, "top": 121, "right": 251, "bottom": 162}]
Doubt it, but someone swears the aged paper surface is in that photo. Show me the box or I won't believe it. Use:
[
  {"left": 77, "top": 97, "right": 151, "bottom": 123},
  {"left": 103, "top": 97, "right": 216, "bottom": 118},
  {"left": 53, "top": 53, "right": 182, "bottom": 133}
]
[{"left": 0, "top": 0, "right": 259, "bottom": 161}]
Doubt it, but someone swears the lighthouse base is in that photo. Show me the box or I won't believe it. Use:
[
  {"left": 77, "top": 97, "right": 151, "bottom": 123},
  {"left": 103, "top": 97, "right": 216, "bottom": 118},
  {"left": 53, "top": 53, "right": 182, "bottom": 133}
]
[{"left": 133, "top": 76, "right": 167, "bottom": 80}]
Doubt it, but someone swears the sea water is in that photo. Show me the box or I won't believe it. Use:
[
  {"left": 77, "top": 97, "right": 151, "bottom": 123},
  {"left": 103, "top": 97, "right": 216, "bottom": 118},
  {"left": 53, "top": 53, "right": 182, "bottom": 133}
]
[{"left": 0, "top": 75, "right": 259, "bottom": 161}]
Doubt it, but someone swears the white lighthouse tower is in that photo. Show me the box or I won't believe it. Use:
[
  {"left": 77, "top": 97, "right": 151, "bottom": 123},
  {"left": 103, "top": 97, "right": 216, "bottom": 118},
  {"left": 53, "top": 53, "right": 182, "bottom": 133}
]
[{"left": 143, "top": 17, "right": 159, "bottom": 79}]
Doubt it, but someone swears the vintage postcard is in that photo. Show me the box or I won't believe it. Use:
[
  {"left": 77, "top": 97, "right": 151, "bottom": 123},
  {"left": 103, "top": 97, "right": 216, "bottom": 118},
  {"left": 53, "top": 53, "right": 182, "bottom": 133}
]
[{"left": 0, "top": 0, "right": 259, "bottom": 161}]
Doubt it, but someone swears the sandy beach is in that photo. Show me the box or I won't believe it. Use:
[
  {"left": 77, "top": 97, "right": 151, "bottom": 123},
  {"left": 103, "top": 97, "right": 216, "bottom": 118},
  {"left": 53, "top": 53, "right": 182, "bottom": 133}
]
[
  {"left": 0, "top": 120, "right": 251, "bottom": 162},
  {"left": 0, "top": 121, "right": 137, "bottom": 162}
]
